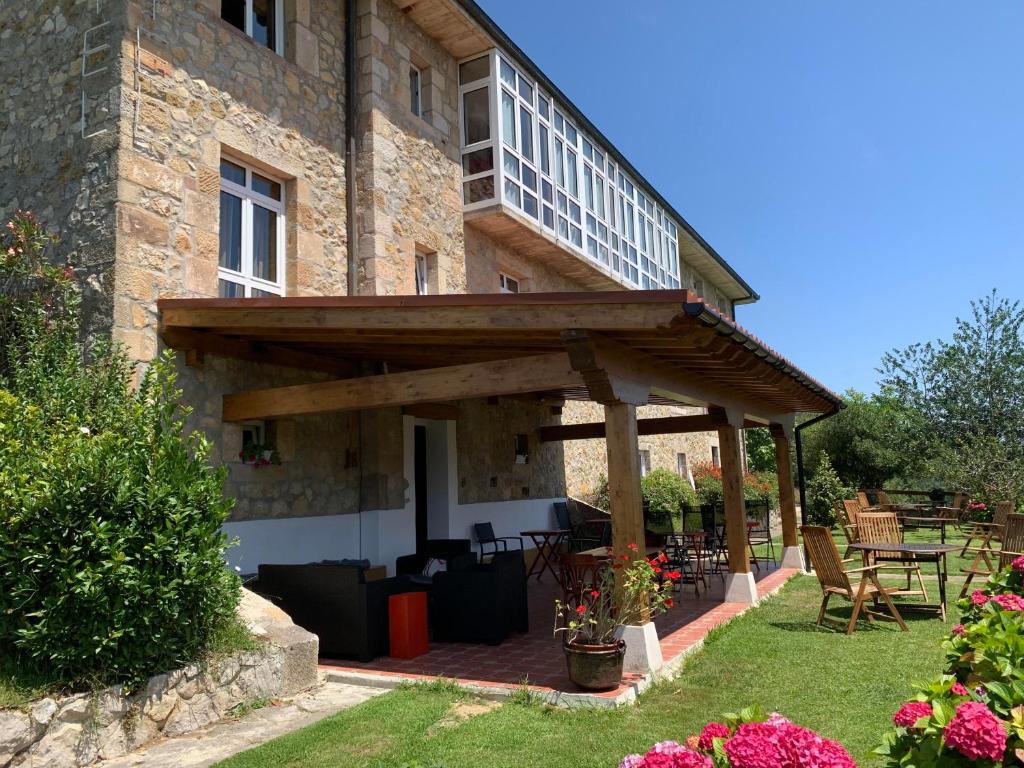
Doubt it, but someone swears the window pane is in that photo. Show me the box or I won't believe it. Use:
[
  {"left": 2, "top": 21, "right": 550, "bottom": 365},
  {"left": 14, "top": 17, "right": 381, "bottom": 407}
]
[
  {"left": 554, "top": 138, "right": 564, "bottom": 186},
  {"left": 500, "top": 58, "right": 516, "bottom": 86},
  {"left": 503, "top": 149, "right": 519, "bottom": 181},
  {"left": 409, "top": 67, "right": 421, "bottom": 116},
  {"left": 521, "top": 165, "right": 536, "bottom": 191},
  {"left": 538, "top": 95, "right": 549, "bottom": 120},
  {"left": 251, "top": 204, "right": 278, "bottom": 283},
  {"left": 219, "top": 191, "right": 242, "bottom": 271},
  {"left": 252, "top": 0, "right": 277, "bottom": 51},
  {"left": 219, "top": 279, "right": 244, "bottom": 298},
  {"left": 517, "top": 77, "right": 533, "bottom": 102},
  {"left": 566, "top": 151, "right": 577, "bottom": 197},
  {"left": 542, "top": 206, "right": 554, "bottom": 229},
  {"left": 252, "top": 287, "right": 279, "bottom": 298},
  {"left": 251, "top": 173, "right": 281, "bottom": 201},
  {"left": 463, "top": 88, "right": 490, "bottom": 145},
  {"left": 522, "top": 191, "right": 538, "bottom": 218},
  {"left": 459, "top": 56, "right": 489, "bottom": 84},
  {"left": 220, "top": 159, "right": 246, "bottom": 185},
  {"left": 583, "top": 165, "right": 593, "bottom": 209},
  {"left": 462, "top": 147, "right": 493, "bottom": 175},
  {"left": 538, "top": 124, "right": 549, "bottom": 174},
  {"left": 221, "top": 0, "right": 245, "bottom": 31},
  {"left": 463, "top": 176, "right": 495, "bottom": 203},
  {"left": 503, "top": 178, "right": 521, "bottom": 207},
  {"left": 501, "top": 90, "right": 516, "bottom": 148},
  {"left": 519, "top": 106, "right": 533, "bottom": 161}
]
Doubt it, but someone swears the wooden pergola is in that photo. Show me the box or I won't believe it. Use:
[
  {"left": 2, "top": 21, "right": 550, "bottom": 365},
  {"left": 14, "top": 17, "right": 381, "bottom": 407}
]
[{"left": 159, "top": 290, "right": 841, "bottom": 603}]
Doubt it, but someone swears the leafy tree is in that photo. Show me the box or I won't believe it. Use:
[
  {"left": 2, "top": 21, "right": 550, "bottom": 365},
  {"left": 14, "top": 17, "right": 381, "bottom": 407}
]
[
  {"left": 805, "top": 452, "right": 852, "bottom": 527},
  {"left": 744, "top": 427, "right": 776, "bottom": 473}
]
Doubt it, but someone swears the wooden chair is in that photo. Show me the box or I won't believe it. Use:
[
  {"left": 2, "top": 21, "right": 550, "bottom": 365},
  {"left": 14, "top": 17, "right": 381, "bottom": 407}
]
[
  {"left": 835, "top": 500, "right": 860, "bottom": 558},
  {"left": 558, "top": 553, "right": 604, "bottom": 607},
  {"left": 960, "top": 501, "right": 1015, "bottom": 597},
  {"left": 857, "top": 491, "right": 875, "bottom": 510},
  {"left": 855, "top": 512, "right": 928, "bottom": 602},
  {"left": 802, "top": 526, "right": 908, "bottom": 635},
  {"left": 999, "top": 514, "right": 1024, "bottom": 570}
]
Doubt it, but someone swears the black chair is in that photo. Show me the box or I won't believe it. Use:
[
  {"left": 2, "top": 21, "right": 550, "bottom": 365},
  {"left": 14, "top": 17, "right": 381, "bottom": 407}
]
[
  {"left": 645, "top": 504, "right": 701, "bottom": 595},
  {"left": 395, "top": 539, "right": 474, "bottom": 576},
  {"left": 254, "top": 563, "right": 428, "bottom": 662},
  {"left": 473, "top": 522, "right": 523, "bottom": 560},
  {"left": 431, "top": 551, "right": 529, "bottom": 644},
  {"left": 746, "top": 499, "right": 777, "bottom": 567},
  {"left": 554, "top": 501, "right": 603, "bottom": 551}
]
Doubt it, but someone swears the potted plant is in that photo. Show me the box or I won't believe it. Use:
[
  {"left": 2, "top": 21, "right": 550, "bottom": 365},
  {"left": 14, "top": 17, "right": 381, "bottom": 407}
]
[
  {"left": 554, "top": 545, "right": 679, "bottom": 691},
  {"left": 239, "top": 442, "right": 280, "bottom": 468}
]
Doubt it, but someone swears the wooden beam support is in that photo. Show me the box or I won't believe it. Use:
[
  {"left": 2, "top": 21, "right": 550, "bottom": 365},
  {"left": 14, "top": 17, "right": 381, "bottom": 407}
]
[
  {"left": 771, "top": 422, "right": 800, "bottom": 560},
  {"left": 221, "top": 352, "right": 582, "bottom": 422},
  {"left": 719, "top": 422, "right": 750, "bottom": 575},
  {"left": 161, "top": 328, "right": 353, "bottom": 377},
  {"left": 537, "top": 414, "right": 763, "bottom": 443}
]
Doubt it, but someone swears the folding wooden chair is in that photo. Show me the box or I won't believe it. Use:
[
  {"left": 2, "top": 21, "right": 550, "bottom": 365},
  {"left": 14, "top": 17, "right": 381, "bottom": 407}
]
[
  {"left": 856, "top": 512, "right": 928, "bottom": 602},
  {"left": 802, "top": 526, "right": 908, "bottom": 635},
  {"left": 835, "top": 500, "right": 860, "bottom": 558},
  {"left": 998, "top": 514, "right": 1024, "bottom": 570},
  {"left": 960, "top": 501, "right": 1015, "bottom": 597}
]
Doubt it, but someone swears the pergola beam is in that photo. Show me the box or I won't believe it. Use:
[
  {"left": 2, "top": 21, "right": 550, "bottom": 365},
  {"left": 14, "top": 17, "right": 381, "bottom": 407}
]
[
  {"left": 161, "top": 328, "right": 354, "bottom": 378},
  {"left": 221, "top": 352, "right": 583, "bottom": 422},
  {"left": 537, "top": 414, "right": 764, "bottom": 443}
]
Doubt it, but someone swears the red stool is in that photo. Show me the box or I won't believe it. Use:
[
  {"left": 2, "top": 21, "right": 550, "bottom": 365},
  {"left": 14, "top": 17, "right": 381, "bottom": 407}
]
[{"left": 389, "top": 592, "right": 429, "bottom": 659}]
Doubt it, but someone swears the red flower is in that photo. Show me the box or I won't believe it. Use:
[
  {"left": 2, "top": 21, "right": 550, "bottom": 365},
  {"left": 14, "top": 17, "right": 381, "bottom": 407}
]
[
  {"left": 970, "top": 590, "right": 989, "bottom": 606},
  {"left": 653, "top": 565, "right": 662, "bottom": 574},
  {"left": 892, "top": 701, "right": 932, "bottom": 728},
  {"left": 951, "top": 623, "right": 965, "bottom": 636},
  {"left": 951, "top": 682, "right": 971, "bottom": 697},
  {"left": 944, "top": 701, "right": 1007, "bottom": 761},
  {"left": 628, "top": 543, "right": 639, "bottom": 551},
  {"left": 589, "top": 590, "right": 600, "bottom": 598},
  {"left": 665, "top": 570, "right": 682, "bottom": 581},
  {"left": 697, "top": 722, "right": 730, "bottom": 751},
  {"left": 575, "top": 604, "right": 586, "bottom": 614},
  {"left": 658, "top": 552, "right": 668, "bottom": 563},
  {"left": 665, "top": 598, "right": 674, "bottom": 608}
]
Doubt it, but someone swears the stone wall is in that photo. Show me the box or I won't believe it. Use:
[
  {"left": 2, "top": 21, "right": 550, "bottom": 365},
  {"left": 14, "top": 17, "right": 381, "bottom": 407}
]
[
  {"left": 0, "top": 591, "right": 318, "bottom": 768},
  {"left": 464, "top": 225, "right": 589, "bottom": 294},
  {"left": 0, "top": 0, "right": 124, "bottom": 339}
]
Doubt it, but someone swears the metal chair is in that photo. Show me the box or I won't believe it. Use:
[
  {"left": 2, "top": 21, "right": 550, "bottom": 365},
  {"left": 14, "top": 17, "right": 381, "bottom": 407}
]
[
  {"left": 472, "top": 522, "right": 522, "bottom": 561},
  {"left": 802, "top": 525, "right": 908, "bottom": 635},
  {"left": 553, "top": 501, "right": 603, "bottom": 552},
  {"left": 645, "top": 503, "right": 700, "bottom": 595}
]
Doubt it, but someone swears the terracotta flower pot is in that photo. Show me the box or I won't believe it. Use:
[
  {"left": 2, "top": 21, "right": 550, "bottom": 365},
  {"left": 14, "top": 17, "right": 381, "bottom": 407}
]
[{"left": 563, "top": 639, "right": 626, "bottom": 691}]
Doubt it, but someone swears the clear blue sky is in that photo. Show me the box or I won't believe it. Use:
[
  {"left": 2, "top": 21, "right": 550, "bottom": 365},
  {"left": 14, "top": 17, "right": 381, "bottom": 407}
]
[{"left": 477, "top": 0, "right": 1024, "bottom": 395}]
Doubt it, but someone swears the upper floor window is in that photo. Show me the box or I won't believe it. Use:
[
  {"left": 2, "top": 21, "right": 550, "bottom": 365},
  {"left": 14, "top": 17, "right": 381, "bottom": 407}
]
[
  {"left": 711, "top": 445, "right": 720, "bottom": 468},
  {"left": 498, "top": 273, "right": 520, "bottom": 294},
  {"left": 676, "top": 452, "right": 688, "bottom": 479},
  {"left": 219, "top": 158, "right": 285, "bottom": 298},
  {"left": 222, "top": 0, "right": 283, "bottom": 55},
  {"left": 409, "top": 65, "right": 422, "bottom": 117},
  {"left": 414, "top": 252, "right": 429, "bottom": 295},
  {"left": 639, "top": 450, "right": 652, "bottom": 478}
]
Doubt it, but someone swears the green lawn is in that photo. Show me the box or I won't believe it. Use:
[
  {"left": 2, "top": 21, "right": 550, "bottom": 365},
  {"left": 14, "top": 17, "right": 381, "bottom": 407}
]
[{"left": 216, "top": 570, "right": 965, "bottom": 768}]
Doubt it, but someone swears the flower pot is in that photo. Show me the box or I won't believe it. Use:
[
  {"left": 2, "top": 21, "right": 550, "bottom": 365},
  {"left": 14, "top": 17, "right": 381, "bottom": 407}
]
[{"left": 563, "top": 639, "right": 626, "bottom": 691}]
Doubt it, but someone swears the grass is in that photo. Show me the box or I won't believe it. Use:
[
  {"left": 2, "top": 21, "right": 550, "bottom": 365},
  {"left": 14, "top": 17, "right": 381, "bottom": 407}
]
[{"left": 215, "top": 557, "right": 969, "bottom": 768}]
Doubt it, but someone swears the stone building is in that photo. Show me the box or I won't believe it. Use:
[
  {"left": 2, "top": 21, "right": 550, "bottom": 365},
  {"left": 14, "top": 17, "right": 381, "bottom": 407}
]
[{"left": 1, "top": 0, "right": 770, "bottom": 574}]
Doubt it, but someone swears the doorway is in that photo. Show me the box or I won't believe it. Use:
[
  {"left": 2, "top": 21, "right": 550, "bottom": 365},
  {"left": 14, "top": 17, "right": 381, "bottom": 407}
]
[{"left": 408, "top": 418, "right": 455, "bottom": 553}]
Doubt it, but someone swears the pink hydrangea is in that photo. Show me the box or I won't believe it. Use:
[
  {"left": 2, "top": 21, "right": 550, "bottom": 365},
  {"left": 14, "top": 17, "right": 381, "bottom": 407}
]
[
  {"left": 991, "top": 593, "right": 1024, "bottom": 611},
  {"left": 697, "top": 722, "right": 730, "bottom": 751},
  {"left": 950, "top": 682, "right": 971, "bottom": 697},
  {"left": 943, "top": 701, "right": 1007, "bottom": 761},
  {"left": 950, "top": 623, "right": 966, "bottom": 636},
  {"left": 724, "top": 722, "right": 786, "bottom": 768},
  {"left": 1012, "top": 555, "right": 1024, "bottom": 573},
  {"left": 765, "top": 712, "right": 792, "bottom": 727},
  {"left": 893, "top": 701, "right": 933, "bottom": 728},
  {"left": 970, "top": 590, "right": 989, "bottom": 606},
  {"left": 619, "top": 755, "right": 645, "bottom": 768},
  {"left": 777, "top": 724, "right": 857, "bottom": 768},
  {"left": 638, "top": 743, "right": 712, "bottom": 768}
]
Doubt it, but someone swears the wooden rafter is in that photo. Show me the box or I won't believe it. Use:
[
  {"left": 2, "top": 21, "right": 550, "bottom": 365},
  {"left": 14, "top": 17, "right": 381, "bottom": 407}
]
[{"left": 537, "top": 414, "right": 765, "bottom": 442}]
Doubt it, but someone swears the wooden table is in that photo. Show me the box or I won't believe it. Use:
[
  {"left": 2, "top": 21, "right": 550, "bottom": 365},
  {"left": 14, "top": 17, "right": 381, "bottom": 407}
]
[
  {"left": 899, "top": 515, "right": 953, "bottom": 544},
  {"left": 849, "top": 542, "right": 960, "bottom": 621},
  {"left": 520, "top": 529, "right": 569, "bottom": 583}
]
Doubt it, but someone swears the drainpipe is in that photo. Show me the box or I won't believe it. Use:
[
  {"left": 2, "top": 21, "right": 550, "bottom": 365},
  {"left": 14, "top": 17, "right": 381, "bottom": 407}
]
[
  {"left": 345, "top": 0, "right": 358, "bottom": 296},
  {"left": 795, "top": 406, "right": 843, "bottom": 566}
]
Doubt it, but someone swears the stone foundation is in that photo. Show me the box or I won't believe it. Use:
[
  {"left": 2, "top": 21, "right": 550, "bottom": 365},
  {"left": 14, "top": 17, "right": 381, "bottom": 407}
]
[{"left": 0, "top": 590, "right": 318, "bottom": 768}]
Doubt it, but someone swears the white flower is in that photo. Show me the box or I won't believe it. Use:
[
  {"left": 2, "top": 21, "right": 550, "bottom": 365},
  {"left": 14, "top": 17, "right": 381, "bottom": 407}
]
[{"left": 79, "top": 426, "right": 90, "bottom": 435}]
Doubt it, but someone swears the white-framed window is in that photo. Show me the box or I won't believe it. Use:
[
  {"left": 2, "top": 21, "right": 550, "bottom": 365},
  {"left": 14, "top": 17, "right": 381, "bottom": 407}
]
[
  {"left": 676, "top": 452, "right": 688, "bottom": 478},
  {"left": 711, "top": 445, "right": 720, "bottom": 468},
  {"left": 221, "top": 0, "right": 284, "bottom": 55},
  {"left": 414, "top": 252, "right": 429, "bottom": 295},
  {"left": 219, "top": 157, "right": 286, "bottom": 298},
  {"left": 409, "top": 65, "right": 422, "bottom": 117},
  {"left": 498, "top": 272, "right": 520, "bottom": 294},
  {"left": 639, "top": 449, "right": 652, "bottom": 478}
]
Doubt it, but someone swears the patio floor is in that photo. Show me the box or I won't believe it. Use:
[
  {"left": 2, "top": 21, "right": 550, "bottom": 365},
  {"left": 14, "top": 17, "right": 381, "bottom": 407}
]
[{"left": 321, "top": 564, "right": 800, "bottom": 707}]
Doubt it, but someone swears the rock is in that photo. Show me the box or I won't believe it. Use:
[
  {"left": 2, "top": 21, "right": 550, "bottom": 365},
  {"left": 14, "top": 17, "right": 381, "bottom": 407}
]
[
  {"left": 237, "top": 589, "right": 319, "bottom": 696},
  {"left": 0, "top": 710, "right": 34, "bottom": 765}
]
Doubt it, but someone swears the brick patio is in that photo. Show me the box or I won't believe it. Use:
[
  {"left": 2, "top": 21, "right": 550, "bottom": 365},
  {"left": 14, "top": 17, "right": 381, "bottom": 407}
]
[{"left": 321, "top": 565, "right": 800, "bottom": 707}]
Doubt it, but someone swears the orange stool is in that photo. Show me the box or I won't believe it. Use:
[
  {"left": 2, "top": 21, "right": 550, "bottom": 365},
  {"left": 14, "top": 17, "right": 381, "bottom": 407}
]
[{"left": 389, "top": 591, "right": 429, "bottom": 659}]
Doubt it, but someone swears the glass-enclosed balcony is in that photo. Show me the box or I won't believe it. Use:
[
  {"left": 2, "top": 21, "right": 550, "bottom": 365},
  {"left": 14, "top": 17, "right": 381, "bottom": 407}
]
[{"left": 459, "top": 49, "right": 682, "bottom": 291}]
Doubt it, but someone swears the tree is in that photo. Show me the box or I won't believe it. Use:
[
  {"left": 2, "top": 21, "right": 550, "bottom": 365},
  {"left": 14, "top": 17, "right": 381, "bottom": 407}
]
[
  {"left": 744, "top": 427, "right": 776, "bottom": 473},
  {"left": 805, "top": 452, "right": 852, "bottom": 527}
]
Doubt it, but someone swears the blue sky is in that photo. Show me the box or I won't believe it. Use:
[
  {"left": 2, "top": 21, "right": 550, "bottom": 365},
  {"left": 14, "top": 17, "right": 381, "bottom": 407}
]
[{"left": 477, "top": 1, "right": 1024, "bottom": 395}]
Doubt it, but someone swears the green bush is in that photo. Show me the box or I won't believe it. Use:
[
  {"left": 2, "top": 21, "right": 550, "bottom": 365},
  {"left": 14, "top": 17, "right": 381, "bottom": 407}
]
[
  {"left": 805, "top": 452, "right": 851, "bottom": 527},
  {"left": 0, "top": 214, "right": 240, "bottom": 689},
  {"left": 641, "top": 468, "right": 698, "bottom": 518}
]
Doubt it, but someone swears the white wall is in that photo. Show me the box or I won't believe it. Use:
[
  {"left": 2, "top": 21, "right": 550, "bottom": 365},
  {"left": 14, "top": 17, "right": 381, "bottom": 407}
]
[
  {"left": 450, "top": 497, "right": 561, "bottom": 554},
  {"left": 222, "top": 513, "right": 362, "bottom": 575}
]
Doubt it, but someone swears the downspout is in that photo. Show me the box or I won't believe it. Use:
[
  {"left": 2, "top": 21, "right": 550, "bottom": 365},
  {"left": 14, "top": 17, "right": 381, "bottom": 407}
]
[
  {"left": 795, "top": 406, "right": 843, "bottom": 565},
  {"left": 345, "top": 0, "right": 358, "bottom": 296}
]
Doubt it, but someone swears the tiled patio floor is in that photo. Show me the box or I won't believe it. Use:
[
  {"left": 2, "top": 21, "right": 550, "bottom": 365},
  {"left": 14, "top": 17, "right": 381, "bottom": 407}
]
[{"left": 321, "top": 565, "right": 799, "bottom": 706}]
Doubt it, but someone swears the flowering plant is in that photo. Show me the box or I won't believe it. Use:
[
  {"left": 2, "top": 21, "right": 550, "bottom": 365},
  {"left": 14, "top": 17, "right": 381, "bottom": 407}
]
[
  {"left": 555, "top": 545, "right": 679, "bottom": 646},
  {"left": 239, "top": 442, "right": 281, "bottom": 467},
  {"left": 965, "top": 500, "right": 993, "bottom": 523},
  {"left": 618, "top": 708, "right": 857, "bottom": 768}
]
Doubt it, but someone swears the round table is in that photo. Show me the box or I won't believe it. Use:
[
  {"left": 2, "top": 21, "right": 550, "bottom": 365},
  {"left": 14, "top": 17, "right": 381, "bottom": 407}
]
[{"left": 848, "top": 542, "right": 960, "bottom": 621}]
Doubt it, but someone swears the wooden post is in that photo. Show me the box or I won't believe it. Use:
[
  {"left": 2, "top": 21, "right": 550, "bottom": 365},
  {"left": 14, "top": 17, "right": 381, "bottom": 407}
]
[
  {"left": 772, "top": 423, "right": 804, "bottom": 570},
  {"left": 719, "top": 416, "right": 758, "bottom": 603},
  {"left": 603, "top": 401, "right": 648, "bottom": 621}
]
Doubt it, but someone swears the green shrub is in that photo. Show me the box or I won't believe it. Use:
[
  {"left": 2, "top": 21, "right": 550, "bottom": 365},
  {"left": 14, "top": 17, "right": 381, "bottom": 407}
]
[
  {"left": 641, "top": 468, "right": 698, "bottom": 518},
  {"left": 805, "top": 452, "right": 851, "bottom": 527},
  {"left": 0, "top": 213, "right": 240, "bottom": 690}
]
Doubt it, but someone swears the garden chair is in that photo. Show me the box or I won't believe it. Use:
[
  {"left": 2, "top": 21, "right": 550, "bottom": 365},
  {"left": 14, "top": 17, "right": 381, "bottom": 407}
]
[
  {"left": 856, "top": 491, "right": 875, "bottom": 510},
  {"left": 836, "top": 500, "right": 861, "bottom": 558},
  {"left": 745, "top": 499, "right": 777, "bottom": 568},
  {"left": 999, "top": 514, "right": 1024, "bottom": 570},
  {"left": 567, "top": 497, "right": 613, "bottom": 547},
  {"left": 645, "top": 504, "right": 701, "bottom": 595},
  {"left": 801, "top": 526, "right": 908, "bottom": 635},
  {"left": 553, "top": 502, "right": 603, "bottom": 552},
  {"left": 960, "top": 501, "right": 1017, "bottom": 596},
  {"left": 472, "top": 522, "right": 523, "bottom": 562},
  {"left": 855, "top": 512, "right": 928, "bottom": 602},
  {"left": 558, "top": 552, "right": 604, "bottom": 608}
]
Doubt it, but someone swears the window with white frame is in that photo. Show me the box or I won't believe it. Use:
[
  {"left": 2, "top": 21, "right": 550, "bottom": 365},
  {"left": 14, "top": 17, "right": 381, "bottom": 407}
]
[
  {"left": 639, "top": 450, "right": 652, "bottom": 478},
  {"left": 219, "top": 158, "right": 285, "bottom": 298},
  {"left": 414, "top": 251, "right": 429, "bottom": 295},
  {"left": 221, "top": 0, "right": 283, "bottom": 55},
  {"left": 409, "top": 65, "right": 422, "bottom": 117},
  {"left": 676, "top": 452, "right": 688, "bottom": 479},
  {"left": 498, "top": 272, "right": 520, "bottom": 294},
  {"left": 711, "top": 445, "right": 720, "bottom": 468}
]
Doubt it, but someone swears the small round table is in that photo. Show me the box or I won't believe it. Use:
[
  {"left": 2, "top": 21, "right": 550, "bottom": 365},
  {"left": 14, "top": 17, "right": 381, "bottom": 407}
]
[
  {"left": 848, "top": 542, "right": 960, "bottom": 621},
  {"left": 520, "top": 529, "right": 569, "bottom": 584}
]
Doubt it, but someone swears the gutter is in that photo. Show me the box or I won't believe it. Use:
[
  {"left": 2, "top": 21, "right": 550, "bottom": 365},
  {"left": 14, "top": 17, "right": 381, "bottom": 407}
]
[
  {"left": 345, "top": 0, "right": 357, "bottom": 296},
  {"left": 452, "top": 0, "right": 759, "bottom": 304}
]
